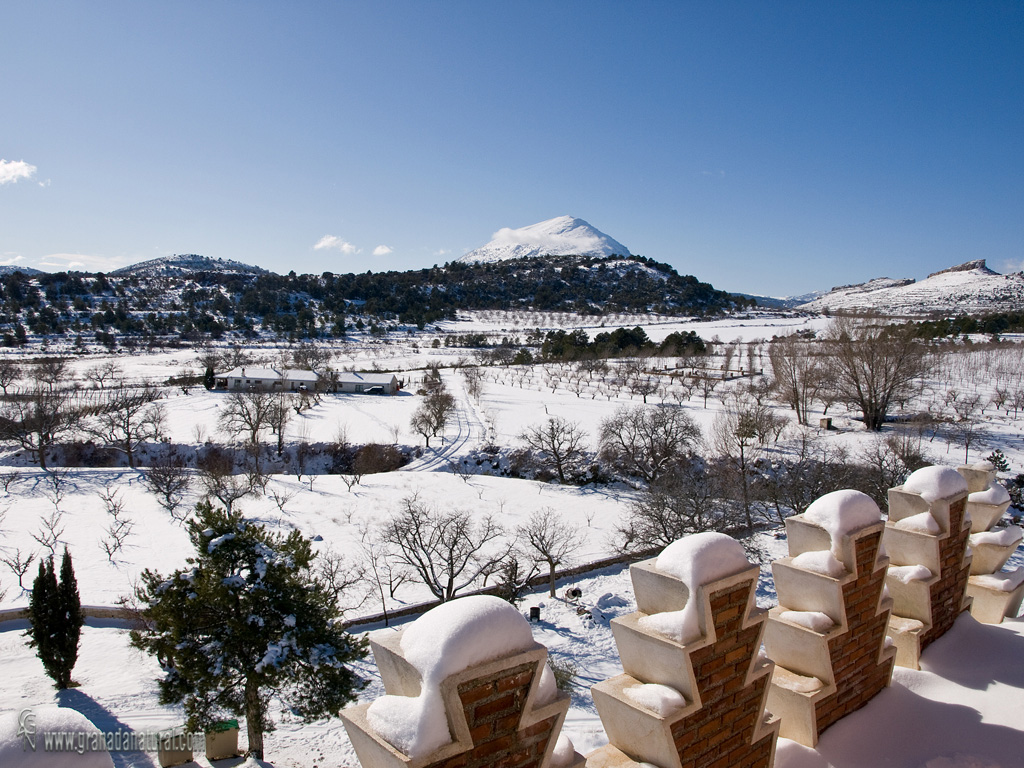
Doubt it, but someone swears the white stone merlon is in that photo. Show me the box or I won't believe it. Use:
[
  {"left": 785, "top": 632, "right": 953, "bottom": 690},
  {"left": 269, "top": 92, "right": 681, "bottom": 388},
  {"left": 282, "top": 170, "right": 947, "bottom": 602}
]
[
  {"left": 764, "top": 491, "right": 895, "bottom": 747},
  {"left": 958, "top": 464, "right": 1024, "bottom": 625},
  {"left": 884, "top": 466, "right": 972, "bottom": 669},
  {"left": 588, "top": 538, "right": 778, "bottom": 768}
]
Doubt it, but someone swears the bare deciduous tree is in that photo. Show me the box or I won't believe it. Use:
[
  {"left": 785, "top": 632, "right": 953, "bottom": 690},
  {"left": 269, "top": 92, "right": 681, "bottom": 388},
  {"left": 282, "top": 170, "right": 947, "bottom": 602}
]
[
  {"left": 35, "top": 357, "right": 70, "bottom": 392},
  {"left": 268, "top": 484, "right": 296, "bottom": 514},
  {"left": 99, "top": 488, "right": 134, "bottom": 562},
  {"left": 0, "top": 548, "right": 36, "bottom": 590},
  {"left": 291, "top": 342, "right": 333, "bottom": 372},
  {"left": 316, "top": 547, "right": 368, "bottom": 615},
  {"left": 0, "top": 359, "right": 22, "bottom": 395},
  {"left": 519, "top": 417, "right": 588, "bottom": 484},
  {"left": 40, "top": 467, "right": 73, "bottom": 511},
  {"left": 410, "top": 385, "right": 456, "bottom": 447},
  {"left": 853, "top": 432, "right": 930, "bottom": 512},
  {"left": 461, "top": 367, "right": 484, "bottom": 402},
  {"left": 768, "top": 335, "right": 824, "bottom": 425},
  {"left": 599, "top": 405, "right": 702, "bottom": 484},
  {"left": 382, "top": 495, "right": 512, "bottom": 602},
  {"left": 0, "top": 386, "right": 82, "bottom": 469},
  {"left": 31, "top": 509, "right": 66, "bottom": 557},
  {"left": 756, "top": 431, "right": 857, "bottom": 525},
  {"left": 144, "top": 456, "right": 193, "bottom": 521},
  {"left": 358, "top": 526, "right": 410, "bottom": 625},
  {"left": 268, "top": 392, "right": 292, "bottom": 456},
  {"left": 711, "top": 396, "right": 765, "bottom": 534},
  {"left": 620, "top": 358, "right": 660, "bottom": 404},
  {"left": 517, "top": 508, "right": 583, "bottom": 597},
  {"left": 825, "top": 318, "right": 931, "bottom": 431},
  {"left": 219, "top": 390, "right": 278, "bottom": 479},
  {"left": 218, "top": 390, "right": 276, "bottom": 448},
  {"left": 85, "top": 361, "right": 123, "bottom": 390},
  {"left": 86, "top": 384, "right": 163, "bottom": 468},
  {"left": 693, "top": 371, "right": 720, "bottom": 408},
  {"left": 945, "top": 394, "right": 987, "bottom": 464},
  {"left": 197, "top": 448, "right": 254, "bottom": 513},
  {"left": 0, "top": 471, "right": 19, "bottom": 492},
  {"left": 618, "top": 457, "right": 742, "bottom": 551}
]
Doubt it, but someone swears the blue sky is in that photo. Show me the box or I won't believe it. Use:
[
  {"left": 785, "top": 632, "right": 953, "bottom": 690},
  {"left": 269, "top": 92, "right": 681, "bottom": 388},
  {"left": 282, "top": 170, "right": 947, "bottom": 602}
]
[{"left": 1, "top": 1, "right": 1021, "bottom": 296}]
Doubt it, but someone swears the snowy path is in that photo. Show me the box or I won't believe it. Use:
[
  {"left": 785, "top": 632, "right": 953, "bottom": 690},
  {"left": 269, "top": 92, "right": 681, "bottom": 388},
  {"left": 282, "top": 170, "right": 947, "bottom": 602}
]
[{"left": 400, "top": 370, "right": 488, "bottom": 473}]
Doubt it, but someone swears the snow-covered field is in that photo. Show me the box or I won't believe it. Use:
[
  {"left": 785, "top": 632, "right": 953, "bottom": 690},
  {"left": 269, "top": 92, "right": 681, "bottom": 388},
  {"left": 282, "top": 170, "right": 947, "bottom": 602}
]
[{"left": 2, "top": 314, "right": 1024, "bottom": 767}]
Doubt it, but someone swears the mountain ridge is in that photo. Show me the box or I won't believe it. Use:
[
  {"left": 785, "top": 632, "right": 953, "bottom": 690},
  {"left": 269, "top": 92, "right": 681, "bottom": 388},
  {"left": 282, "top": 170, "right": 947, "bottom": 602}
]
[
  {"left": 111, "top": 254, "right": 268, "bottom": 278},
  {"left": 799, "top": 259, "right": 1024, "bottom": 315}
]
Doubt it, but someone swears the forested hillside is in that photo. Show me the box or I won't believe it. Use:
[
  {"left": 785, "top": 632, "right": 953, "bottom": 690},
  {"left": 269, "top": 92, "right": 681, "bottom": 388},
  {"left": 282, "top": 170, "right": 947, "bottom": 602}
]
[{"left": 0, "top": 254, "right": 745, "bottom": 347}]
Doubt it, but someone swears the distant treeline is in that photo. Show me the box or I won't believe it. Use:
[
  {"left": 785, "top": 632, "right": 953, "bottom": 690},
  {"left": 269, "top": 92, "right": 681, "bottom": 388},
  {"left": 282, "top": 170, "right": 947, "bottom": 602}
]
[
  {"left": 903, "top": 312, "right": 1024, "bottom": 340},
  {"left": 539, "top": 327, "right": 707, "bottom": 360}
]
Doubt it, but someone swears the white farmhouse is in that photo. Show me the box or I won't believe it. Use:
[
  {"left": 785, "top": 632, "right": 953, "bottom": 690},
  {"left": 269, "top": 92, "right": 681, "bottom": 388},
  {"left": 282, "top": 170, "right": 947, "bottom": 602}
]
[
  {"left": 217, "top": 367, "right": 319, "bottom": 392},
  {"left": 215, "top": 367, "right": 400, "bottom": 395}
]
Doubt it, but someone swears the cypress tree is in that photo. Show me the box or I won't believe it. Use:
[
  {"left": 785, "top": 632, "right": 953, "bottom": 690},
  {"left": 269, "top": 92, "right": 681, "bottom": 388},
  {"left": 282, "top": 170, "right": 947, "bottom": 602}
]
[
  {"left": 55, "top": 548, "right": 84, "bottom": 687},
  {"left": 203, "top": 364, "right": 216, "bottom": 390},
  {"left": 26, "top": 547, "right": 82, "bottom": 689}
]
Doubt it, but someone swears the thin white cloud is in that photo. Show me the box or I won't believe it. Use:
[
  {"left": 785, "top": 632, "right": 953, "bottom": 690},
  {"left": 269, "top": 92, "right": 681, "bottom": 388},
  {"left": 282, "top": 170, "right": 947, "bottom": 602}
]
[
  {"left": 0, "top": 254, "right": 24, "bottom": 267},
  {"left": 38, "top": 252, "right": 129, "bottom": 272},
  {"left": 372, "top": 245, "right": 393, "bottom": 257},
  {"left": 0, "top": 159, "right": 37, "bottom": 185},
  {"left": 1001, "top": 259, "right": 1024, "bottom": 274},
  {"left": 314, "top": 235, "right": 358, "bottom": 254}
]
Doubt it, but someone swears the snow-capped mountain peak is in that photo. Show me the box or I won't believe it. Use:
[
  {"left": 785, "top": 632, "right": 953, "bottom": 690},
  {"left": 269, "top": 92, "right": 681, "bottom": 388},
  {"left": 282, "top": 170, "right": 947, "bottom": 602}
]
[{"left": 459, "top": 216, "right": 631, "bottom": 263}]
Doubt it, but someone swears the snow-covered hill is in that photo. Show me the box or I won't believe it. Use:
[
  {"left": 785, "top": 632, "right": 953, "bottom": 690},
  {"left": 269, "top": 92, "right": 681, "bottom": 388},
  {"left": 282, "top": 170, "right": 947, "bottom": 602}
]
[
  {"left": 800, "top": 260, "right": 1024, "bottom": 315},
  {"left": 0, "top": 265, "right": 45, "bottom": 277},
  {"left": 460, "top": 216, "right": 631, "bottom": 263},
  {"left": 111, "top": 253, "right": 268, "bottom": 278}
]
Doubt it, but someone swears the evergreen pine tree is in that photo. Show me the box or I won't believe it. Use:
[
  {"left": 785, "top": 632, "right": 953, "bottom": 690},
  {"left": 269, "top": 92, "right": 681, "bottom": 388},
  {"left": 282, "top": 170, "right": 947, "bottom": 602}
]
[
  {"left": 131, "top": 501, "right": 367, "bottom": 759},
  {"left": 203, "top": 365, "right": 216, "bottom": 390},
  {"left": 986, "top": 448, "right": 1011, "bottom": 473},
  {"left": 26, "top": 547, "right": 83, "bottom": 689}
]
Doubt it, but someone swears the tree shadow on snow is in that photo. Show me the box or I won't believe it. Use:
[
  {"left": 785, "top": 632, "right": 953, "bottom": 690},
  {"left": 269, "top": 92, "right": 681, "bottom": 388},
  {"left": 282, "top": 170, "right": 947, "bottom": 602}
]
[{"left": 56, "top": 688, "right": 159, "bottom": 768}]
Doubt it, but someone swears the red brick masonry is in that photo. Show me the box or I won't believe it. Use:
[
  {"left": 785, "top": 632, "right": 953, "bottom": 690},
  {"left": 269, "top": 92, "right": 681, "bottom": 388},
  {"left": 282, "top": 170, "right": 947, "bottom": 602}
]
[
  {"left": 921, "top": 498, "right": 972, "bottom": 651},
  {"left": 669, "top": 577, "right": 776, "bottom": 768},
  {"left": 426, "top": 662, "right": 560, "bottom": 768},
  {"left": 814, "top": 529, "right": 894, "bottom": 734}
]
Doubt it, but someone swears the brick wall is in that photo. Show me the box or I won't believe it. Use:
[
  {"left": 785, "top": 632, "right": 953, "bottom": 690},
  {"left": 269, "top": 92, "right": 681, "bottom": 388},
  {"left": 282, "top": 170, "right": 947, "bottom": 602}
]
[
  {"left": 814, "top": 530, "right": 894, "bottom": 733},
  {"left": 668, "top": 578, "right": 775, "bottom": 768},
  {"left": 425, "top": 663, "right": 559, "bottom": 768},
  {"left": 921, "top": 498, "right": 971, "bottom": 650}
]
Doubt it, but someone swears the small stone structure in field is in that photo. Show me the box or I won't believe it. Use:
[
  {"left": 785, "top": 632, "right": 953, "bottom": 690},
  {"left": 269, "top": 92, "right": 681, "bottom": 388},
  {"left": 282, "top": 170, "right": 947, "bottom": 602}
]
[
  {"left": 587, "top": 533, "right": 779, "bottom": 768},
  {"left": 883, "top": 466, "right": 973, "bottom": 669},
  {"left": 958, "top": 462, "right": 1024, "bottom": 624},
  {"left": 763, "top": 490, "right": 896, "bottom": 747}
]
